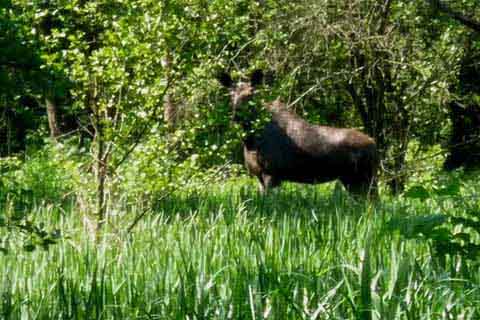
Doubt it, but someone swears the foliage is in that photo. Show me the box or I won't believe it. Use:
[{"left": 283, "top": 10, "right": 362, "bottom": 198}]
[
  {"left": 0, "top": 142, "right": 82, "bottom": 206},
  {"left": 0, "top": 0, "right": 47, "bottom": 155},
  {"left": 114, "top": 123, "right": 244, "bottom": 206},
  {"left": 0, "top": 145, "right": 76, "bottom": 254},
  {"left": 394, "top": 171, "right": 480, "bottom": 268},
  {"left": 0, "top": 214, "right": 62, "bottom": 254},
  {"left": 2, "top": 0, "right": 480, "bottom": 318},
  {"left": 2, "top": 0, "right": 480, "bottom": 196}
]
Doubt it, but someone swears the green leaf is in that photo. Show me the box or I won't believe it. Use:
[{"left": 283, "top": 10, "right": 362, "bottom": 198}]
[
  {"left": 23, "top": 244, "right": 36, "bottom": 252},
  {"left": 450, "top": 217, "right": 480, "bottom": 233},
  {"left": 434, "top": 183, "right": 460, "bottom": 196},
  {"left": 404, "top": 185, "right": 430, "bottom": 200},
  {"left": 429, "top": 228, "right": 452, "bottom": 242},
  {"left": 387, "top": 214, "right": 447, "bottom": 238}
]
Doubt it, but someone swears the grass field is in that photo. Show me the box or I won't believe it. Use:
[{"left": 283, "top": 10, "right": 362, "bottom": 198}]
[{"left": 0, "top": 177, "right": 479, "bottom": 319}]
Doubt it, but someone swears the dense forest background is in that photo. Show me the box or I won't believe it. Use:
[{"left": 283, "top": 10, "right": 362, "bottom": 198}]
[
  {"left": 2, "top": 0, "right": 480, "bottom": 201},
  {"left": 2, "top": 1, "right": 480, "bottom": 318}
]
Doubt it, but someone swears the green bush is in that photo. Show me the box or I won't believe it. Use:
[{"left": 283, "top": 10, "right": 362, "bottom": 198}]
[
  {"left": 0, "top": 141, "right": 84, "bottom": 209},
  {"left": 115, "top": 122, "right": 245, "bottom": 207},
  {"left": 394, "top": 170, "right": 480, "bottom": 268}
]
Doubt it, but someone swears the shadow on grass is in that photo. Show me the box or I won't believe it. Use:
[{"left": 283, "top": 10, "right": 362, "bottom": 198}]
[{"left": 151, "top": 179, "right": 374, "bottom": 223}]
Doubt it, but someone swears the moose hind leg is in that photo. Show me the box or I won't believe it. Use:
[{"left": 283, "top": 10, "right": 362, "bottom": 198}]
[{"left": 341, "top": 176, "right": 374, "bottom": 199}]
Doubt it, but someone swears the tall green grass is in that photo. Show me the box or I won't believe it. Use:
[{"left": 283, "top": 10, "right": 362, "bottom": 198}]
[{"left": 0, "top": 179, "right": 479, "bottom": 319}]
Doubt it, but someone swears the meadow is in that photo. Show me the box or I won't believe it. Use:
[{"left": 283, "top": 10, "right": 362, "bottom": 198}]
[{"left": 1, "top": 175, "right": 479, "bottom": 319}]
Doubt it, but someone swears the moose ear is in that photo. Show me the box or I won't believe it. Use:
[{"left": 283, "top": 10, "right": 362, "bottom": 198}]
[
  {"left": 250, "top": 69, "right": 264, "bottom": 86},
  {"left": 217, "top": 72, "right": 233, "bottom": 88}
]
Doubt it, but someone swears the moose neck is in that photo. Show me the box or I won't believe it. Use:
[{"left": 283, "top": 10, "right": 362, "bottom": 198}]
[
  {"left": 234, "top": 114, "right": 253, "bottom": 132},
  {"left": 237, "top": 115, "right": 256, "bottom": 149},
  {"left": 233, "top": 106, "right": 261, "bottom": 149}
]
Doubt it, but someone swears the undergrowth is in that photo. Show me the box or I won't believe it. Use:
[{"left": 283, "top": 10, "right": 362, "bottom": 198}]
[{"left": 0, "top": 176, "right": 479, "bottom": 319}]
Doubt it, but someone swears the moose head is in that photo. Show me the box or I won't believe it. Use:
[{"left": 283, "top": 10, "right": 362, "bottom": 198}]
[{"left": 217, "top": 70, "right": 264, "bottom": 117}]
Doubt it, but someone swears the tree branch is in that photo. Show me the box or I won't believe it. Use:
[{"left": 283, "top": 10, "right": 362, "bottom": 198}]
[
  {"left": 377, "top": 0, "right": 393, "bottom": 34},
  {"left": 427, "top": 0, "right": 480, "bottom": 33},
  {"left": 347, "top": 81, "right": 369, "bottom": 127},
  {"left": 110, "top": 78, "right": 174, "bottom": 174}
]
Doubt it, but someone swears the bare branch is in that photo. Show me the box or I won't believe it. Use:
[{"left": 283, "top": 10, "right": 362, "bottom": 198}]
[{"left": 377, "top": 0, "right": 393, "bottom": 34}]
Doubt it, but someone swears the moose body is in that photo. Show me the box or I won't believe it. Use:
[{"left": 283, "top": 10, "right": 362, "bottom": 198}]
[{"left": 218, "top": 70, "right": 378, "bottom": 196}]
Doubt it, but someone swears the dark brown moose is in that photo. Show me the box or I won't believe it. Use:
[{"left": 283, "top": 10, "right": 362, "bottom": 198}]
[{"left": 218, "top": 70, "right": 379, "bottom": 197}]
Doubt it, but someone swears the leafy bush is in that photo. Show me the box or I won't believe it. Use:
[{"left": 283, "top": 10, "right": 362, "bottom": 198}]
[
  {"left": 115, "top": 122, "right": 245, "bottom": 207},
  {"left": 392, "top": 172, "right": 480, "bottom": 267},
  {"left": 0, "top": 141, "right": 84, "bottom": 209},
  {"left": 0, "top": 143, "right": 76, "bottom": 254}
]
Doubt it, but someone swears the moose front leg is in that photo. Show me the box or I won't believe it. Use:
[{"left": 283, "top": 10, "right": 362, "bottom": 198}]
[{"left": 259, "top": 174, "right": 280, "bottom": 194}]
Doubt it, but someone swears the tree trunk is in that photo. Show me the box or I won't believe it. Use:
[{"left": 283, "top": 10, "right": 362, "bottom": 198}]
[
  {"left": 387, "top": 141, "right": 409, "bottom": 194},
  {"left": 163, "top": 93, "right": 176, "bottom": 127},
  {"left": 347, "top": 49, "right": 388, "bottom": 160},
  {"left": 346, "top": 1, "right": 415, "bottom": 194},
  {"left": 96, "top": 121, "right": 107, "bottom": 232},
  {"left": 162, "top": 54, "right": 177, "bottom": 128},
  {"left": 88, "top": 76, "right": 108, "bottom": 235},
  {"left": 45, "top": 95, "right": 60, "bottom": 140}
]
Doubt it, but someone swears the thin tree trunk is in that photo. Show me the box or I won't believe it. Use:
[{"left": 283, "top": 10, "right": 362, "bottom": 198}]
[
  {"left": 88, "top": 76, "right": 107, "bottom": 235},
  {"left": 162, "top": 54, "right": 176, "bottom": 128},
  {"left": 387, "top": 139, "right": 409, "bottom": 194},
  {"left": 45, "top": 94, "right": 60, "bottom": 140},
  {"left": 163, "top": 93, "right": 176, "bottom": 127},
  {"left": 96, "top": 122, "right": 107, "bottom": 232},
  {"left": 6, "top": 113, "right": 12, "bottom": 155}
]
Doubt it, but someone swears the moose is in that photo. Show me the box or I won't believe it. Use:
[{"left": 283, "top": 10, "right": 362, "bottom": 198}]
[{"left": 218, "top": 70, "right": 378, "bottom": 197}]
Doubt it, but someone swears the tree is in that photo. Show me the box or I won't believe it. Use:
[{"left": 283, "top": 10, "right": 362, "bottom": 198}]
[
  {"left": 13, "top": 0, "right": 171, "bottom": 231},
  {"left": 12, "top": 0, "right": 269, "bottom": 231},
  {"left": 425, "top": 0, "right": 480, "bottom": 170},
  {"left": 0, "top": 1, "right": 43, "bottom": 154},
  {"left": 426, "top": 0, "right": 480, "bottom": 33},
  {"left": 256, "top": 0, "right": 456, "bottom": 193}
]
